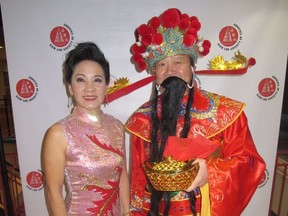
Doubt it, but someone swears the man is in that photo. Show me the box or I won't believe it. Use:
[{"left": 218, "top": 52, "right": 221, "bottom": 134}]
[{"left": 125, "top": 8, "right": 265, "bottom": 216}]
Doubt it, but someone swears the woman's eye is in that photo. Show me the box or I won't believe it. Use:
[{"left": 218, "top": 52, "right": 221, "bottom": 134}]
[{"left": 76, "top": 77, "right": 85, "bottom": 82}]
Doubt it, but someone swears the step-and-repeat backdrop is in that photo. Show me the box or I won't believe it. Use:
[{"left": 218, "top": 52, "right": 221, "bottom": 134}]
[{"left": 1, "top": 0, "right": 287, "bottom": 215}]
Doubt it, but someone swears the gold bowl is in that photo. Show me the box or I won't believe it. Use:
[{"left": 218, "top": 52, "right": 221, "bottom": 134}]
[{"left": 143, "top": 156, "right": 199, "bottom": 191}]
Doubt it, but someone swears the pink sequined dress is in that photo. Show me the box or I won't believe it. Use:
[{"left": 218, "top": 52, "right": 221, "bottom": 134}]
[{"left": 59, "top": 107, "right": 125, "bottom": 215}]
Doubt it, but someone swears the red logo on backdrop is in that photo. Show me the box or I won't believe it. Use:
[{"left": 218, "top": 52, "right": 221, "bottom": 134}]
[
  {"left": 26, "top": 170, "right": 44, "bottom": 191},
  {"left": 49, "top": 23, "right": 74, "bottom": 51},
  {"left": 15, "top": 76, "right": 39, "bottom": 102},
  {"left": 258, "top": 78, "right": 276, "bottom": 97},
  {"left": 217, "top": 24, "right": 242, "bottom": 51},
  {"left": 219, "top": 26, "right": 239, "bottom": 47},
  {"left": 257, "top": 76, "right": 279, "bottom": 101},
  {"left": 16, "top": 79, "right": 35, "bottom": 98},
  {"left": 50, "top": 26, "right": 70, "bottom": 48}
]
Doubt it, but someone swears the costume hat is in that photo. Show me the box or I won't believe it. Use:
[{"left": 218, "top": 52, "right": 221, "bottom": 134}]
[{"left": 131, "top": 8, "right": 211, "bottom": 72}]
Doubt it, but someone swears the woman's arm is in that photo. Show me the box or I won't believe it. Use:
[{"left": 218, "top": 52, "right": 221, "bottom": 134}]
[
  {"left": 41, "top": 124, "right": 67, "bottom": 216},
  {"left": 119, "top": 129, "right": 130, "bottom": 215}
]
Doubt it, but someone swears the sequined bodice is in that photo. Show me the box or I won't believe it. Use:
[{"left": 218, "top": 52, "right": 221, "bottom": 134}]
[{"left": 59, "top": 107, "right": 124, "bottom": 215}]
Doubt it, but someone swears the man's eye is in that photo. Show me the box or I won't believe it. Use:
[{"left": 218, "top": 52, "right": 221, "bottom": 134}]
[
  {"left": 94, "top": 78, "right": 103, "bottom": 82},
  {"left": 157, "top": 63, "right": 166, "bottom": 67}
]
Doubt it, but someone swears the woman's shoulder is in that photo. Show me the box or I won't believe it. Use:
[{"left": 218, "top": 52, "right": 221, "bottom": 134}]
[
  {"left": 42, "top": 122, "right": 67, "bottom": 151},
  {"left": 45, "top": 122, "right": 66, "bottom": 139},
  {"left": 56, "top": 113, "right": 73, "bottom": 125},
  {"left": 44, "top": 113, "right": 73, "bottom": 139}
]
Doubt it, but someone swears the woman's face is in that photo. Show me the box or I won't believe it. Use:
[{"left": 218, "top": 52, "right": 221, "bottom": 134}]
[
  {"left": 154, "top": 54, "right": 193, "bottom": 86},
  {"left": 68, "top": 60, "right": 107, "bottom": 116}
]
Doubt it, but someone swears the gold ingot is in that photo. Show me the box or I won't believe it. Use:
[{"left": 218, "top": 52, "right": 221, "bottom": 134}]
[{"left": 143, "top": 156, "right": 199, "bottom": 191}]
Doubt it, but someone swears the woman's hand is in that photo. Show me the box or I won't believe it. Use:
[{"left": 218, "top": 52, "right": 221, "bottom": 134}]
[{"left": 185, "top": 158, "right": 208, "bottom": 192}]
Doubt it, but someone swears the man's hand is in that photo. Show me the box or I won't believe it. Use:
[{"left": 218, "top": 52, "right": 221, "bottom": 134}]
[{"left": 185, "top": 158, "right": 208, "bottom": 192}]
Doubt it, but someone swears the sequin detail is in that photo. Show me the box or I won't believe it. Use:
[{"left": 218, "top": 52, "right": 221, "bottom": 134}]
[{"left": 59, "top": 107, "right": 124, "bottom": 215}]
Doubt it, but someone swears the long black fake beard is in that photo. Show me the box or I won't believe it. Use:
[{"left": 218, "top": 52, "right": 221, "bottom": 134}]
[
  {"left": 158, "top": 76, "right": 187, "bottom": 159},
  {"left": 148, "top": 76, "right": 197, "bottom": 216},
  {"left": 149, "top": 76, "right": 187, "bottom": 163}
]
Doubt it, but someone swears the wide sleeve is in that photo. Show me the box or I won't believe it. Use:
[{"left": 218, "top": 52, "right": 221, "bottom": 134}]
[
  {"left": 129, "top": 134, "right": 149, "bottom": 215},
  {"left": 207, "top": 112, "right": 266, "bottom": 216}
]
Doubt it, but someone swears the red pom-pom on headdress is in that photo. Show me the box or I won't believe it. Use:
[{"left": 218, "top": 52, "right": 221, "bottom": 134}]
[
  {"left": 199, "top": 46, "right": 210, "bottom": 56},
  {"left": 138, "top": 24, "right": 154, "bottom": 36},
  {"left": 132, "top": 53, "right": 143, "bottom": 62},
  {"left": 137, "top": 59, "right": 147, "bottom": 71},
  {"left": 187, "top": 28, "right": 198, "bottom": 38},
  {"left": 183, "top": 34, "right": 196, "bottom": 47},
  {"left": 190, "top": 19, "right": 201, "bottom": 31},
  {"left": 141, "top": 34, "right": 152, "bottom": 46},
  {"left": 181, "top": 13, "right": 190, "bottom": 20},
  {"left": 179, "top": 18, "right": 190, "bottom": 31},
  {"left": 190, "top": 16, "right": 198, "bottom": 22},
  {"left": 131, "top": 43, "right": 146, "bottom": 54},
  {"left": 160, "top": 8, "right": 181, "bottom": 28},
  {"left": 149, "top": 16, "right": 161, "bottom": 30},
  {"left": 152, "top": 33, "right": 164, "bottom": 45},
  {"left": 203, "top": 40, "right": 211, "bottom": 48}
]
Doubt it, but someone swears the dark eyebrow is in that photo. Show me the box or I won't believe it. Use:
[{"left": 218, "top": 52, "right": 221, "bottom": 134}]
[{"left": 74, "top": 74, "right": 104, "bottom": 78}]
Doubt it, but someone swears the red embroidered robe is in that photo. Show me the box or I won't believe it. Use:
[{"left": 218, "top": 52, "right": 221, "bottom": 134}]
[{"left": 125, "top": 88, "right": 266, "bottom": 216}]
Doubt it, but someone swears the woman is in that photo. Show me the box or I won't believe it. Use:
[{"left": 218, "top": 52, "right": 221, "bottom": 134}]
[{"left": 41, "top": 42, "right": 130, "bottom": 215}]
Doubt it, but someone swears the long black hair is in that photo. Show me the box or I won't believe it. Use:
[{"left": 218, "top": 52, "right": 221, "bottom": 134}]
[{"left": 148, "top": 76, "right": 196, "bottom": 216}]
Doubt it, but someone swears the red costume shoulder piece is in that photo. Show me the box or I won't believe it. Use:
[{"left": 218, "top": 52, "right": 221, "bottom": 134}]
[{"left": 125, "top": 88, "right": 245, "bottom": 140}]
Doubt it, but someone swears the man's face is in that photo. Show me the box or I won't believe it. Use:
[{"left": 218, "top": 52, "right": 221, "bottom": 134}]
[{"left": 154, "top": 54, "right": 193, "bottom": 86}]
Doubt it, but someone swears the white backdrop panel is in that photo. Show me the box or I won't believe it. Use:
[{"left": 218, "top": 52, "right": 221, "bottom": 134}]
[{"left": 1, "top": 0, "right": 287, "bottom": 215}]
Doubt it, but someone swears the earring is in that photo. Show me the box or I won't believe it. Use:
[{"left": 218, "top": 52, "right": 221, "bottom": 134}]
[
  {"left": 155, "top": 84, "right": 160, "bottom": 91},
  {"left": 187, "top": 83, "right": 194, "bottom": 89},
  {"left": 67, "top": 97, "right": 71, "bottom": 108},
  {"left": 187, "top": 72, "right": 195, "bottom": 89},
  {"left": 104, "top": 95, "right": 109, "bottom": 106}
]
